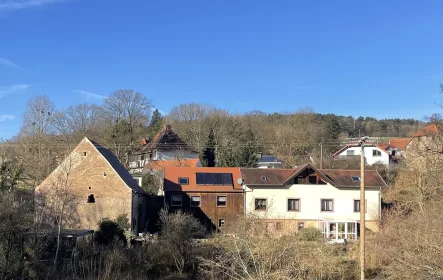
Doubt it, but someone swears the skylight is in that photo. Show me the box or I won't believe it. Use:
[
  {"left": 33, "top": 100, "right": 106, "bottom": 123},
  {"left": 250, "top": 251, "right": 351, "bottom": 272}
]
[{"left": 351, "top": 176, "right": 361, "bottom": 181}]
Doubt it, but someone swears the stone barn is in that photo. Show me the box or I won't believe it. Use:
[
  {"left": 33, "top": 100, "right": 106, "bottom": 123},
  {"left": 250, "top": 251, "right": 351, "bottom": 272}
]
[{"left": 36, "top": 137, "right": 148, "bottom": 234}]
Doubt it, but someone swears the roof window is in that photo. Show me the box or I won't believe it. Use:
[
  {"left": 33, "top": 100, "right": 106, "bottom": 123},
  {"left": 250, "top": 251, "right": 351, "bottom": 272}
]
[{"left": 351, "top": 176, "right": 361, "bottom": 181}]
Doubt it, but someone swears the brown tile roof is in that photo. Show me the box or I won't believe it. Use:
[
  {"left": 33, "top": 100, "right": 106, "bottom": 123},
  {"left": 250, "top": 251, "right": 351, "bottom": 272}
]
[
  {"left": 139, "top": 125, "right": 190, "bottom": 153},
  {"left": 143, "top": 158, "right": 201, "bottom": 173},
  {"left": 239, "top": 164, "right": 386, "bottom": 188},
  {"left": 388, "top": 138, "right": 411, "bottom": 150},
  {"left": 240, "top": 164, "right": 335, "bottom": 186},
  {"left": 319, "top": 169, "right": 387, "bottom": 188},
  {"left": 413, "top": 124, "right": 443, "bottom": 137},
  {"left": 163, "top": 167, "right": 243, "bottom": 192},
  {"left": 240, "top": 168, "right": 298, "bottom": 186}
]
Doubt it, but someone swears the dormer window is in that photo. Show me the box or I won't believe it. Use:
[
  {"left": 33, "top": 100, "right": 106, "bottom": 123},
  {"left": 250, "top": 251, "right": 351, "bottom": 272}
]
[
  {"left": 351, "top": 176, "right": 361, "bottom": 181},
  {"left": 261, "top": 176, "right": 267, "bottom": 181}
]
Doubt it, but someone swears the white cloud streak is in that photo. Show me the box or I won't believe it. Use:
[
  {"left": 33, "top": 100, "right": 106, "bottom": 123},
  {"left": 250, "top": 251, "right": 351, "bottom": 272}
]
[
  {"left": 73, "top": 89, "right": 106, "bottom": 100},
  {"left": 0, "top": 57, "right": 25, "bottom": 71},
  {"left": 0, "top": 84, "right": 31, "bottom": 98},
  {"left": 0, "top": 0, "right": 69, "bottom": 11},
  {"left": 0, "top": 114, "right": 15, "bottom": 122}
]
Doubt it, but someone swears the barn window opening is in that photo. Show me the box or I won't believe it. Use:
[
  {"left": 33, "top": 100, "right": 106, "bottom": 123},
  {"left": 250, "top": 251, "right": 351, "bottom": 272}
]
[
  {"left": 83, "top": 152, "right": 87, "bottom": 157},
  {"left": 88, "top": 186, "right": 91, "bottom": 190},
  {"left": 87, "top": 194, "right": 95, "bottom": 203},
  {"left": 104, "top": 172, "right": 107, "bottom": 177}
]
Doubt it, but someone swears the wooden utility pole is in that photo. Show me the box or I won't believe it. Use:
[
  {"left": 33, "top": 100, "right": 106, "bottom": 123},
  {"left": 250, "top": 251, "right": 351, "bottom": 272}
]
[
  {"left": 320, "top": 143, "right": 323, "bottom": 169},
  {"left": 360, "top": 137, "right": 366, "bottom": 280}
]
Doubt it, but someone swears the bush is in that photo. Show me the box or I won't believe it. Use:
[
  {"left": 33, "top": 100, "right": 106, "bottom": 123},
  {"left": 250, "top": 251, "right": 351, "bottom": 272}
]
[
  {"left": 95, "top": 220, "right": 127, "bottom": 247},
  {"left": 297, "top": 227, "right": 322, "bottom": 241},
  {"left": 114, "top": 214, "right": 130, "bottom": 231}
]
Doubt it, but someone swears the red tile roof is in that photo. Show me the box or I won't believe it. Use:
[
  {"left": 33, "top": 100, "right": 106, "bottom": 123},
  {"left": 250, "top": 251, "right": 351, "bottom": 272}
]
[
  {"left": 143, "top": 158, "right": 201, "bottom": 173},
  {"left": 163, "top": 167, "right": 243, "bottom": 192},
  {"left": 413, "top": 124, "right": 443, "bottom": 137},
  {"left": 388, "top": 138, "right": 411, "bottom": 150}
]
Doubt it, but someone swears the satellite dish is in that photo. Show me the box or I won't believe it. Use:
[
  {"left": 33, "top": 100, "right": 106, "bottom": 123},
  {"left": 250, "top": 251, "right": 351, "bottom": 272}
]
[{"left": 236, "top": 178, "right": 243, "bottom": 185}]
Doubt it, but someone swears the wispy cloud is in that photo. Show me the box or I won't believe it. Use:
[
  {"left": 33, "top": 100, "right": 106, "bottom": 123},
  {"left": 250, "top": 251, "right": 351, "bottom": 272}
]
[
  {"left": 0, "top": 84, "right": 31, "bottom": 98},
  {"left": 73, "top": 89, "right": 106, "bottom": 100},
  {"left": 0, "top": 57, "right": 25, "bottom": 71},
  {"left": 0, "top": 114, "right": 15, "bottom": 122},
  {"left": 0, "top": 0, "right": 70, "bottom": 11}
]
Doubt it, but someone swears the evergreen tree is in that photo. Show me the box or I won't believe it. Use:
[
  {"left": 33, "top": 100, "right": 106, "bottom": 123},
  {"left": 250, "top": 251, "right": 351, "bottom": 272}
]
[
  {"left": 201, "top": 129, "right": 216, "bottom": 167},
  {"left": 149, "top": 109, "right": 163, "bottom": 131}
]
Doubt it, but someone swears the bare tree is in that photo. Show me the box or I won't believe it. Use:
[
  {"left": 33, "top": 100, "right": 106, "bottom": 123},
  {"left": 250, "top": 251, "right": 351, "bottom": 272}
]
[
  {"left": 17, "top": 96, "right": 56, "bottom": 186},
  {"left": 158, "top": 208, "right": 204, "bottom": 275},
  {"left": 102, "top": 89, "right": 152, "bottom": 148},
  {"left": 35, "top": 154, "right": 80, "bottom": 271},
  {"left": 52, "top": 103, "right": 101, "bottom": 143}
]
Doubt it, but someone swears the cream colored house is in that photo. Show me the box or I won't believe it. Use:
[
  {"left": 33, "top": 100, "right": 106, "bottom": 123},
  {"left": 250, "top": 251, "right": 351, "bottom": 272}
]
[{"left": 241, "top": 165, "right": 386, "bottom": 240}]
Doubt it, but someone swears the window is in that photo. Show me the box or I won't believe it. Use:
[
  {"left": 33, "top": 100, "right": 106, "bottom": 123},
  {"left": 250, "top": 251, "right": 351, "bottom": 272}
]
[
  {"left": 87, "top": 194, "right": 95, "bottom": 203},
  {"left": 353, "top": 199, "right": 367, "bottom": 212},
  {"left": 276, "top": 222, "right": 282, "bottom": 231},
  {"left": 321, "top": 199, "right": 333, "bottom": 211},
  {"left": 190, "top": 196, "right": 201, "bottom": 207},
  {"left": 218, "top": 218, "right": 225, "bottom": 228},
  {"left": 83, "top": 152, "right": 87, "bottom": 157},
  {"left": 178, "top": 177, "right": 189, "bottom": 185},
  {"left": 308, "top": 175, "right": 317, "bottom": 184},
  {"left": 295, "top": 177, "right": 306, "bottom": 184},
  {"left": 288, "top": 199, "right": 300, "bottom": 211},
  {"left": 373, "top": 150, "right": 382, "bottom": 156},
  {"left": 261, "top": 176, "right": 267, "bottom": 181},
  {"left": 351, "top": 176, "right": 361, "bottom": 181},
  {"left": 196, "top": 173, "right": 233, "bottom": 185},
  {"left": 216, "top": 196, "right": 227, "bottom": 207},
  {"left": 347, "top": 150, "right": 355, "bottom": 156},
  {"left": 171, "top": 195, "right": 182, "bottom": 206},
  {"left": 255, "top": 198, "right": 267, "bottom": 211}
]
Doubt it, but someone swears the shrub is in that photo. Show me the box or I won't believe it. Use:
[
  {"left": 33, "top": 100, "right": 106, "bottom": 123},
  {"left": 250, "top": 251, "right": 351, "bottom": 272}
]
[
  {"left": 114, "top": 214, "right": 130, "bottom": 231},
  {"left": 95, "top": 220, "right": 127, "bottom": 247},
  {"left": 297, "top": 227, "right": 322, "bottom": 241}
]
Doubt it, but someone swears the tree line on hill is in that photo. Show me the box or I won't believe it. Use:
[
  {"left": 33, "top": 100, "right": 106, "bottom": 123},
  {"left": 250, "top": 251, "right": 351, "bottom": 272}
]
[{"left": 2, "top": 89, "right": 424, "bottom": 187}]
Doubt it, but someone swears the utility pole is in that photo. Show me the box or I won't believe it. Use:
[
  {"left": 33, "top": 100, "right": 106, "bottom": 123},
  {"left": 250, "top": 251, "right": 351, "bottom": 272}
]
[
  {"left": 320, "top": 143, "right": 323, "bottom": 169},
  {"left": 359, "top": 136, "right": 368, "bottom": 280}
]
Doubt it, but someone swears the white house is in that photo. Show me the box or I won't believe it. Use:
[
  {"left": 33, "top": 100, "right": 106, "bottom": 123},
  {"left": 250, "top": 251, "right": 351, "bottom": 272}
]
[
  {"left": 332, "top": 144, "right": 390, "bottom": 166},
  {"left": 240, "top": 165, "right": 386, "bottom": 240},
  {"left": 128, "top": 125, "right": 200, "bottom": 175}
]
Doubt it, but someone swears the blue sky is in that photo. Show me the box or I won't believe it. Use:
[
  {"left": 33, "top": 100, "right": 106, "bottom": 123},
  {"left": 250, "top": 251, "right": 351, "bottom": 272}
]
[{"left": 1, "top": 0, "right": 443, "bottom": 139}]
